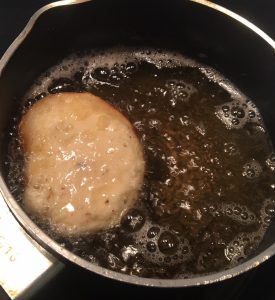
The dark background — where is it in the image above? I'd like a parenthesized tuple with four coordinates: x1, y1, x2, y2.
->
(0, 1, 274, 299)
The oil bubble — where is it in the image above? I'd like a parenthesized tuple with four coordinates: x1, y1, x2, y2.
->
(248, 110, 256, 118)
(265, 204, 275, 217)
(266, 153, 275, 171)
(215, 100, 260, 129)
(224, 142, 238, 156)
(146, 241, 157, 252)
(242, 160, 262, 180)
(231, 106, 245, 118)
(92, 67, 110, 81)
(158, 231, 179, 255)
(222, 105, 230, 112)
(121, 209, 145, 232)
(147, 226, 160, 238)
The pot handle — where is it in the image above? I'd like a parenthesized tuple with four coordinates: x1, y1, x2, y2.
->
(0, 196, 64, 299)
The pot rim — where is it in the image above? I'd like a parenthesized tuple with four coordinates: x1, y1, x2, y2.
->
(0, 0, 275, 288)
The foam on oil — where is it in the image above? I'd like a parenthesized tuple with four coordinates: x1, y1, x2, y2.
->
(4, 47, 275, 278)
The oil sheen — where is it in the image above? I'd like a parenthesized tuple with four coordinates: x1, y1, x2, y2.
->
(4, 48, 275, 278)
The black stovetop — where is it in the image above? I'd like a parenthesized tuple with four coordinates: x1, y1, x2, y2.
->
(0, 1, 274, 299)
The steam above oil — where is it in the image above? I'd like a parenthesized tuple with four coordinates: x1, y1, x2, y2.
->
(4, 48, 275, 278)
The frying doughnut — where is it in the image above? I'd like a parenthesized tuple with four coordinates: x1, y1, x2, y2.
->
(20, 92, 145, 235)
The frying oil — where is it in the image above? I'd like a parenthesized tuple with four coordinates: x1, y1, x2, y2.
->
(4, 48, 275, 278)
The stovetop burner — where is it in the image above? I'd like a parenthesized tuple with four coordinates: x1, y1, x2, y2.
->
(0, 1, 274, 299)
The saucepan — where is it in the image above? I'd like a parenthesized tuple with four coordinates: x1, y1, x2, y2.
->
(0, 0, 275, 297)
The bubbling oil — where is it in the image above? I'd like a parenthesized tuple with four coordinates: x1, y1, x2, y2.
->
(4, 48, 275, 278)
